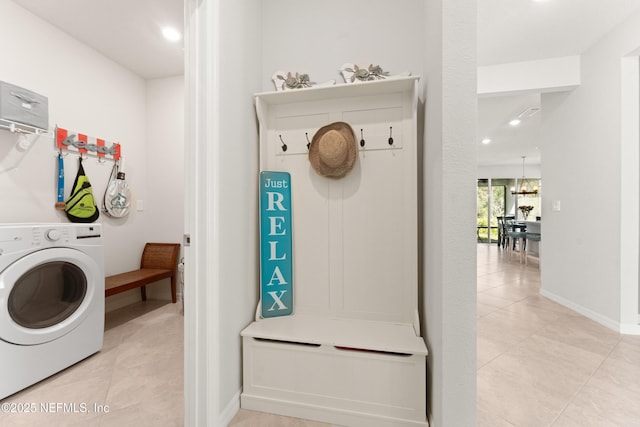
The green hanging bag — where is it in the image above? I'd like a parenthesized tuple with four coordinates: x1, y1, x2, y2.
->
(65, 157, 100, 223)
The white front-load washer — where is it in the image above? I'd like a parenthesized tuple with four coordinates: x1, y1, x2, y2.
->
(0, 223, 104, 400)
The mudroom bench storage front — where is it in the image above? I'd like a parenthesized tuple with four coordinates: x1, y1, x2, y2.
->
(242, 316, 427, 427)
(241, 76, 428, 427)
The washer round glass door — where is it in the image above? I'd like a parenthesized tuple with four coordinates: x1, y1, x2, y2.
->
(9, 261, 87, 329)
(0, 248, 101, 345)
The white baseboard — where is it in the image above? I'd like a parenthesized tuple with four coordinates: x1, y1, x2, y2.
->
(620, 323, 640, 335)
(241, 393, 429, 427)
(540, 289, 640, 335)
(540, 289, 623, 332)
(219, 389, 241, 427)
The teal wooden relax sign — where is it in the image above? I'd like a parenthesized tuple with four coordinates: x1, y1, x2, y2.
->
(259, 171, 293, 318)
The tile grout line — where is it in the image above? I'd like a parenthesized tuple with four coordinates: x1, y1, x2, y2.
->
(546, 334, 623, 426)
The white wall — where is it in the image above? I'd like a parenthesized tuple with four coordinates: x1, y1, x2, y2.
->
(424, 1, 477, 426)
(216, 0, 262, 416)
(0, 1, 184, 310)
(263, 1, 477, 424)
(144, 76, 185, 301)
(187, 1, 477, 425)
(0, 1, 146, 265)
(183, 0, 262, 425)
(477, 164, 541, 180)
(478, 56, 580, 96)
(261, 0, 426, 90)
(620, 55, 640, 332)
(540, 10, 640, 331)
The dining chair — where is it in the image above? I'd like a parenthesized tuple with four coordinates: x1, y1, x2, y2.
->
(525, 232, 541, 266)
(497, 216, 505, 248)
(499, 216, 515, 250)
(505, 218, 526, 262)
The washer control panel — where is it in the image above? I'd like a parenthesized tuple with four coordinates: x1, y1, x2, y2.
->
(45, 229, 62, 242)
(0, 224, 102, 258)
(32, 227, 71, 246)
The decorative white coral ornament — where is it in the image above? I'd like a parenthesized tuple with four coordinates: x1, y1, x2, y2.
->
(339, 63, 411, 84)
(271, 71, 336, 92)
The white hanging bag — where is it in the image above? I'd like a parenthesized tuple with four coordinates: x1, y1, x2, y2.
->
(103, 158, 130, 218)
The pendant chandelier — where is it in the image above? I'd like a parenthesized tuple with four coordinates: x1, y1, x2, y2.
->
(511, 156, 538, 195)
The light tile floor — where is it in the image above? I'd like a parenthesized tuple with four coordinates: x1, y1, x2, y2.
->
(3, 246, 640, 426)
(477, 243, 640, 427)
(0, 300, 183, 427)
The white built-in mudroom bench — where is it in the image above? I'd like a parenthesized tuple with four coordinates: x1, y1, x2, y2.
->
(241, 76, 429, 427)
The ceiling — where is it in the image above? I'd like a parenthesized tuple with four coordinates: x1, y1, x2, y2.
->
(477, 0, 640, 167)
(12, 0, 184, 80)
(477, 92, 542, 167)
(10, 0, 640, 167)
(478, 0, 640, 67)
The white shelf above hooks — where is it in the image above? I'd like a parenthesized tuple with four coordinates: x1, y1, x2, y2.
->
(0, 118, 49, 136)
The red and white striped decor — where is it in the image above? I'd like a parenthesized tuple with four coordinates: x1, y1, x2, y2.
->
(55, 127, 121, 161)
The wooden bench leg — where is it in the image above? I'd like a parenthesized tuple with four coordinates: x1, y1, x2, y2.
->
(171, 276, 177, 303)
(140, 286, 147, 301)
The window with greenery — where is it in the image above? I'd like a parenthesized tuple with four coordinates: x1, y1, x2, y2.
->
(477, 178, 540, 243)
(476, 180, 506, 243)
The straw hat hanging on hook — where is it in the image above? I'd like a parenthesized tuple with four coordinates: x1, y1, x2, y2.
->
(308, 122, 357, 179)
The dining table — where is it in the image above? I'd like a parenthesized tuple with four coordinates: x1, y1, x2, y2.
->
(510, 222, 527, 232)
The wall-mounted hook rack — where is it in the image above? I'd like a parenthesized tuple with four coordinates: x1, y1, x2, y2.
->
(55, 126, 121, 161)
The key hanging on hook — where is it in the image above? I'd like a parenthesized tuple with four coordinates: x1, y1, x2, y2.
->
(360, 129, 365, 147)
(279, 134, 288, 152)
(305, 132, 311, 150)
(388, 126, 394, 145)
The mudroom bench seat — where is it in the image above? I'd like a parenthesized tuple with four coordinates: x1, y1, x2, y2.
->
(242, 314, 427, 355)
(105, 242, 180, 303)
(241, 315, 428, 427)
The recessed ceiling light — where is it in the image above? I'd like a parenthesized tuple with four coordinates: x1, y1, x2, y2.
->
(162, 27, 182, 42)
(482, 138, 491, 144)
(509, 119, 521, 126)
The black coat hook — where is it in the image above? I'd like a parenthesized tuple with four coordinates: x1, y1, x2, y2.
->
(388, 126, 394, 145)
(360, 129, 365, 147)
(279, 134, 288, 152)
(305, 132, 311, 150)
